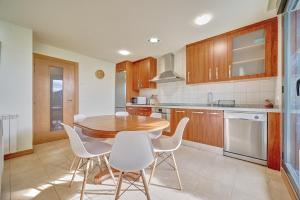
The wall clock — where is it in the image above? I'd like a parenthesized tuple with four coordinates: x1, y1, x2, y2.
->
(95, 69, 105, 79)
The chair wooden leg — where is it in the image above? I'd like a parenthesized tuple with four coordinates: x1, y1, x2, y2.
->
(96, 156, 102, 170)
(171, 152, 182, 190)
(80, 159, 90, 200)
(141, 169, 151, 200)
(103, 155, 117, 185)
(69, 156, 77, 171)
(115, 172, 124, 200)
(148, 156, 158, 185)
(70, 158, 82, 187)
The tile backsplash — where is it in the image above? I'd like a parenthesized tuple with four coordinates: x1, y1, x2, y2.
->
(140, 77, 279, 105)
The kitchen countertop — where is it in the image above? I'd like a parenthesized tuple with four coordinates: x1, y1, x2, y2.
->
(126, 103, 281, 113)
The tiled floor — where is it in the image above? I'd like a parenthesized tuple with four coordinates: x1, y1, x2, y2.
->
(1, 139, 291, 200)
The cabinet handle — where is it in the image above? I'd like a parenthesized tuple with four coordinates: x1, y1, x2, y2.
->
(176, 110, 185, 113)
(209, 68, 212, 80)
(209, 112, 220, 115)
(216, 67, 219, 80)
(228, 65, 231, 78)
(188, 72, 190, 82)
(192, 111, 204, 114)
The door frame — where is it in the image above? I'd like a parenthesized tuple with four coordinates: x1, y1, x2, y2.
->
(32, 53, 79, 145)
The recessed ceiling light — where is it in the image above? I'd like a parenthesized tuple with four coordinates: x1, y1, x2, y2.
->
(148, 37, 160, 43)
(118, 50, 130, 56)
(194, 14, 212, 26)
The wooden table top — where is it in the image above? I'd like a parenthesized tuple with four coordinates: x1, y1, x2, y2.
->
(74, 115, 170, 138)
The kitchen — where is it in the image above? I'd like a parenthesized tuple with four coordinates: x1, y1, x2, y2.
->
(0, 0, 298, 200)
(115, 17, 281, 170)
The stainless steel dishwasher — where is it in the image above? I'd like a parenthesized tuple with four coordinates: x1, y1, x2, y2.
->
(223, 111, 267, 165)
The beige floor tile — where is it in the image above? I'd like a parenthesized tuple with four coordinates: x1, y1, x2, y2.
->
(231, 189, 264, 200)
(6, 141, 292, 200)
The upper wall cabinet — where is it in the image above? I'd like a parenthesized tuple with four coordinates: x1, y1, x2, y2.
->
(186, 17, 278, 84)
(116, 61, 138, 102)
(133, 57, 157, 90)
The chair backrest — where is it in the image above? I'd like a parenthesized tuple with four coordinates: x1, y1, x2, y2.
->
(74, 114, 87, 123)
(61, 123, 92, 158)
(115, 111, 129, 117)
(150, 112, 162, 119)
(170, 117, 189, 150)
(109, 131, 154, 172)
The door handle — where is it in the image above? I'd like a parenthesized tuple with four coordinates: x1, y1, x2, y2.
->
(66, 99, 73, 102)
(297, 79, 300, 96)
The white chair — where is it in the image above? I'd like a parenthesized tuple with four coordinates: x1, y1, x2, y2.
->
(109, 131, 154, 200)
(115, 111, 129, 117)
(61, 123, 116, 200)
(148, 117, 189, 190)
(69, 114, 105, 171)
(149, 112, 163, 139)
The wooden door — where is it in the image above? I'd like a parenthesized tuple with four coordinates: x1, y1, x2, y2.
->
(33, 54, 78, 144)
(170, 109, 190, 139)
(213, 36, 228, 81)
(205, 110, 224, 147)
(190, 110, 206, 143)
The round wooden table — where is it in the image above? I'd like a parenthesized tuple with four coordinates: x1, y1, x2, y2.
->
(74, 115, 170, 183)
(74, 115, 170, 138)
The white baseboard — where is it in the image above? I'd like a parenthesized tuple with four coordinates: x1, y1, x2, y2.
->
(182, 140, 223, 155)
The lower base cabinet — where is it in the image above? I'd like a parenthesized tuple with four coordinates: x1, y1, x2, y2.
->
(170, 108, 224, 148)
(126, 107, 151, 116)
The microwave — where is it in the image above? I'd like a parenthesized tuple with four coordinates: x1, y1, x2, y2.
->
(131, 97, 147, 105)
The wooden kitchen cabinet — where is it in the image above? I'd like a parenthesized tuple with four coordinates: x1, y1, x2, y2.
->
(133, 57, 157, 90)
(170, 109, 191, 140)
(186, 40, 213, 84)
(205, 110, 224, 148)
(126, 106, 151, 116)
(213, 35, 228, 81)
(116, 61, 138, 102)
(227, 17, 278, 79)
(170, 108, 223, 148)
(267, 112, 281, 171)
(190, 109, 206, 143)
(186, 17, 277, 84)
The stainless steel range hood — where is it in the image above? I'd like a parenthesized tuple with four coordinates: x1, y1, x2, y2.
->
(150, 53, 185, 83)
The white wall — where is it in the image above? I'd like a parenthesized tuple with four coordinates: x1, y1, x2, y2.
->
(0, 20, 33, 151)
(140, 47, 280, 106)
(33, 42, 115, 116)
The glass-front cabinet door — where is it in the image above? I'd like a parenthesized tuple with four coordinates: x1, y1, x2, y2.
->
(228, 22, 274, 79)
(231, 29, 266, 77)
(283, 8, 300, 197)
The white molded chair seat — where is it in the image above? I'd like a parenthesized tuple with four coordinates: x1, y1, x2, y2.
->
(109, 131, 154, 172)
(61, 123, 116, 200)
(149, 117, 189, 190)
(149, 112, 163, 139)
(109, 131, 154, 200)
(84, 141, 112, 155)
(115, 111, 129, 116)
(151, 135, 178, 152)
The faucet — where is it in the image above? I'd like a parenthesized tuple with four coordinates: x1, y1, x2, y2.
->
(207, 92, 214, 106)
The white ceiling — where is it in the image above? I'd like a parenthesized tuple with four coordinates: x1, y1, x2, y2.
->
(0, 0, 276, 63)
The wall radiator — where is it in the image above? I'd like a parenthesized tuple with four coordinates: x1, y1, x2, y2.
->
(0, 115, 18, 154)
